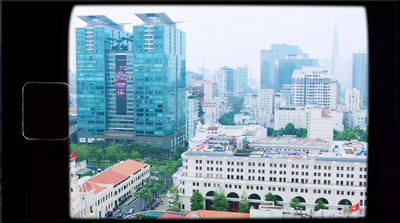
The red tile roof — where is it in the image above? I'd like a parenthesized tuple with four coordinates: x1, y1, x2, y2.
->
(79, 159, 147, 194)
(185, 210, 250, 219)
(79, 181, 105, 194)
(158, 213, 185, 219)
(112, 159, 147, 177)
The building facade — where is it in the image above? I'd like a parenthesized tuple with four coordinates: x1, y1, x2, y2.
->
(260, 44, 300, 90)
(276, 54, 319, 91)
(352, 53, 368, 109)
(75, 13, 187, 150)
(234, 65, 248, 97)
(307, 108, 334, 141)
(345, 88, 360, 112)
(173, 139, 367, 216)
(292, 67, 339, 110)
(274, 105, 308, 130)
(186, 93, 200, 140)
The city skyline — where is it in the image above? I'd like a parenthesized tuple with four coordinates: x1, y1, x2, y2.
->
(69, 5, 368, 80)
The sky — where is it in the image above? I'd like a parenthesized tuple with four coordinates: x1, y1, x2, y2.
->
(69, 5, 367, 80)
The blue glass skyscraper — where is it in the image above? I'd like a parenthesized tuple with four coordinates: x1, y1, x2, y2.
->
(76, 15, 131, 143)
(132, 13, 186, 150)
(75, 13, 186, 150)
(352, 52, 368, 109)
(276, 54, 319, 91)
(260, 44, 299, 90)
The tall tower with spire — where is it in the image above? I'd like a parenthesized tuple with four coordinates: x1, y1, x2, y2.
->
(331, 21, 339, 74)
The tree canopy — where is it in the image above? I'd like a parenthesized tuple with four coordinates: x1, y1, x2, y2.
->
(238, 191, 250, 213)
(211, 187, 229, 211)
(272, 123, 307, 138)
(265, 192, 278, 206)
(290, 198, 301, 211)
(314, 199, 328, 212)
(190, 190, 204, 211)
(228, 96, 244, 113)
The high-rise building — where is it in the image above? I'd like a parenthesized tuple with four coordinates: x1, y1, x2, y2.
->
(257, 89, 274, 115)
(217, 66, 235, 98)
(133, 13, 186, 149)
(345, 88, 360, 112)
(234, 65, 248, 97)
(292, 67, 339, 110)
(76, 15, 133, 144)
(257, 89, 274, 127)
(276, 54, 319, 91)
(260, 44, 300, 90)
(186, 93, 200, 140)
(76, 13, 186, 150)
(331, 21, 339, 75)
(203, 80, 217, 103)
(352, 52, 368, 109)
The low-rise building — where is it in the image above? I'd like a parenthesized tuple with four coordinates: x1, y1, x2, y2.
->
(70, 152, 151, 219)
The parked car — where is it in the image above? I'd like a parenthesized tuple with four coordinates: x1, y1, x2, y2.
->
(128, 208, 134, 214)
(117, 212, 124, 218)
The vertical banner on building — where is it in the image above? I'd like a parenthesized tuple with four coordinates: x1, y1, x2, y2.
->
(116, 54, 127, 115)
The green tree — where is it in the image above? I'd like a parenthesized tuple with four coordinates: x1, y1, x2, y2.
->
(218, 111, 235, 125)
(290, 198, 301, 214)
(167, 185, 181, 212)
(130, 151, 141, 161)
(265, 192, 278, 206)
(284, 123, 296, 135)
(211, 187, 229, 211)
(314, 199, 328, 212)
(228, 97, 244, 113)
(334, 129, 357, 141)
(72, 144, 93, 162)
(92, 148, 105, 167)
(171, 145, 187, 161)
(267, 127, 274, 137)
(190, 190, 204, 211)
(237, 191, 250, 213)
(105, 146, 120, 164)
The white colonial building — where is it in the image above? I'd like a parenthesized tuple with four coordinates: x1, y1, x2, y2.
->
(173, 138, 367, 217)
(69, 153, 151, 219)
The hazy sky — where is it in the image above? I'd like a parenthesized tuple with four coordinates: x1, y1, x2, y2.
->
(69, 5, 367, 79)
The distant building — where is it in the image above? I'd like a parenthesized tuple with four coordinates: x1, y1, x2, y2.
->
(234, 65, 249, 97)
(292, 67, 340, 110)
(352, 52, 368, 109)
(276, 54, 319, 91)
(350, 110, 368, 130)
(257, 89, 274, 115)
(217, 66, 235, 98)
(203, 80, 218, 103)
(308, 107, 334, 141)
(203, 102, 219, 125)
(186, 93, 200, 140)
(260, 44, 300, 90)
(345, 88, 360, 112)
(274, 105, 308, 130)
